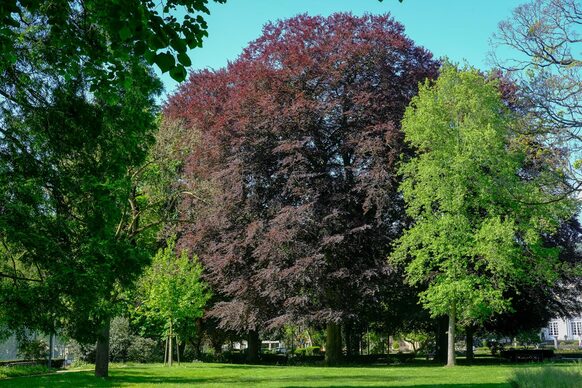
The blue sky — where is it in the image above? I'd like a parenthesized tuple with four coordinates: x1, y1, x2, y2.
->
(159, 0, 523, 99)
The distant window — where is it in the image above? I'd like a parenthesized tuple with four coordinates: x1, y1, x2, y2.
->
(571, 321, 582, 336)
(549, 322, 559, 336)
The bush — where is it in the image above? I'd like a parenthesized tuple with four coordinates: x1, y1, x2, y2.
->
(17, 338, 48, 360)
(509, 363, 582, 388)
(294, 346, 321, 357)
(127, 336, 161, 363)
(110, 316, 133, 362)
(67, 340, 96, 363)
(68, 316, 162, 363)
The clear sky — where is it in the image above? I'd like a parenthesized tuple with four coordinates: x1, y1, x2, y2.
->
(158, 0, 524, 99)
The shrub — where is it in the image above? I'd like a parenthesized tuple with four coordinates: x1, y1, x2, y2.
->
(509, 363, 582, 388)
(68, 316, 162, 363)
(67, 340, 96, 363)
(109, 316, 133, 362)
(17, 338, 48, 360)
(127, 336, 161, 363)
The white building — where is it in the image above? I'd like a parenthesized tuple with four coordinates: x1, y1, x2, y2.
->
(541, 315, 582, 346)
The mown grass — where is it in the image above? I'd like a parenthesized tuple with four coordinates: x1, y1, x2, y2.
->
(0, 362, 534, 387)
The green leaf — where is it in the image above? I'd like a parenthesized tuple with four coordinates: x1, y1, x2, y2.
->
(169, 64, 187, 82)
(119, 26, 132, 42)
(144, 49, 156, 65)
(177, 52, 191, 67)
(154, 52, 175, 73)
(134, 41, 147, 56)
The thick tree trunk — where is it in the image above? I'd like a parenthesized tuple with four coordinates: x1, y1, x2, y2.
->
(435, 316, 448, 363)
(447, 304, 456, 367)
(325, 322, 342, 365)
(95, 319, 111, 378)
(465, 325, 475, 363)
(247, 330, 260, 363)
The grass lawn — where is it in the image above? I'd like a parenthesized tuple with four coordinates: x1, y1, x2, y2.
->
(0, 361, 554, 387)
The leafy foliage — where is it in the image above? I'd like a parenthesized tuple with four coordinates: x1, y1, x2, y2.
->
(166, 13, 438, 334)
(0, 0, 226, 83)
(135, 238, 211, 341)
(0, 1, 162, 364)
(391, 63, 575, 324)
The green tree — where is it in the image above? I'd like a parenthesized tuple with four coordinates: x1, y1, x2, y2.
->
(390, 64, 574, 366)
(135, 238, 211, 366)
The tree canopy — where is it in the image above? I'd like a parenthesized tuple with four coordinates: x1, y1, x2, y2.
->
(0, 0, 226, 84)
(166, 12, 438, 364)
(391, 63, 575, 366)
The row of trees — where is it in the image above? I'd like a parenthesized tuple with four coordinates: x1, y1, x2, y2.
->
(0, 0, 579, 376)
(164, 5, 581, 367)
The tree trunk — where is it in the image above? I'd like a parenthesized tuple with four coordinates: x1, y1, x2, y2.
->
(446, 304, 456, 367)
(247, 330, 259, 363)
(325, 322, 342, 365)
(465, 325, 475, 363)
(435, 316, 448, 363)
(48, 333, 54, 368)
(95, 319, 111, 378)
(168, 320, 173, 367)
(164, 337, 168, 365)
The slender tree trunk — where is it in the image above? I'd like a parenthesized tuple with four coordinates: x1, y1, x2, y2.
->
(247, 330, 259, 363)
(48, 333, 54, 368)
(164, 337, 168, 365)
(325, 322, 342, 365)
(168, 320, 173, 367)
(447, 304, 456, 367)
(465, 325, 475, 363)
(95, 319, 111, 377)
(176, 337, 180, 365)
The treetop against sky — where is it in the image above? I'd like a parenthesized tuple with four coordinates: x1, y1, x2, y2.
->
(158, 0, 523, 96)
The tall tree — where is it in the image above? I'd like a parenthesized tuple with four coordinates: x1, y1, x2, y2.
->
(166, 13, 438, 364)
(0, 9, 163, 375)
(391, 63, 575, 366)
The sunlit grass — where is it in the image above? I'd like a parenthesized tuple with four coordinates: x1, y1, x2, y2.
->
(0, 361, 534, 387)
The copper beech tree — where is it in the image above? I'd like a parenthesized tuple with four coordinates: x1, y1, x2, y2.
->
(165, 13, 438, 364)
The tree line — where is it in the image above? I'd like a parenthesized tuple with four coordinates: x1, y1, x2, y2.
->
(0, 0, 580, 377)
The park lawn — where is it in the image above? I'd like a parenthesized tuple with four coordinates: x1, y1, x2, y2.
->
(0, 362, 536, 387)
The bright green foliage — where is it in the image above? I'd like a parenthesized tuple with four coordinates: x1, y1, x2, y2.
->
(0, 0, 226, 83)
(391, 64, 575, 324)
(136, 238, 211, 340)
